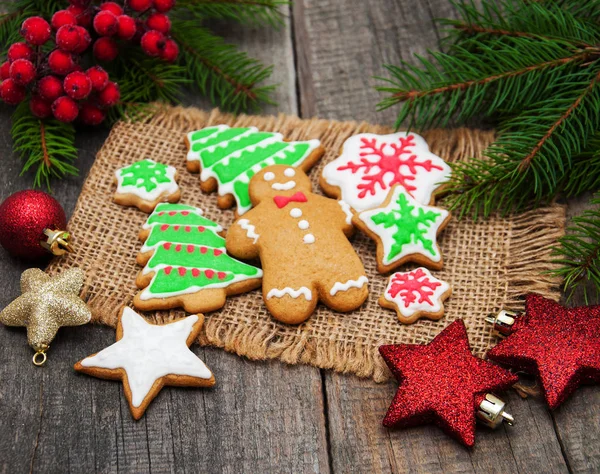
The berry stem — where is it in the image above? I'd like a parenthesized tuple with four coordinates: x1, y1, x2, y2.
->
(39, 120, 51, 169)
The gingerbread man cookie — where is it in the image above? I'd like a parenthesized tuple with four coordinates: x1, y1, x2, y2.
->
(114, 159, 181, 213)
(225, 165, 368, 324)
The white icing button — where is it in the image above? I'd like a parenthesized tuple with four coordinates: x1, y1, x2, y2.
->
(303, 234, 315, 244)
(284, 168, 296, 177)
(263, 171, 275, 181)
(290, 208, 302, 218)
(298, 220, 309, 230)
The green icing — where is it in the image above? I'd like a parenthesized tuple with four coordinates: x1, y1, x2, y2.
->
(145, 205, 219, 228)
(144, 225, 225, 249)
(370, 191, 442, 260)
(190, 128, 251, 155)
(119, 159, 171, 192)
(155, 203, 199, 212)
(189, 127, 221, 142)
(198, 132, 276, 169)
(147, 267, 236, 295)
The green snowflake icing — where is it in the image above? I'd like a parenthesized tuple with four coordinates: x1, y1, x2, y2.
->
(371, 191, 441, 260)
(120, 159, 172, 192)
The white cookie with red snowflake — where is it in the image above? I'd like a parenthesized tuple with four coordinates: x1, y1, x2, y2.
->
(320, 132, 451, 212)
(379, 267, 451, 324)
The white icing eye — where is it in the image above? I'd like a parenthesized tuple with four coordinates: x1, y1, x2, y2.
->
(263, 171, 275, 181)
(284, 168, 296, 177)
(290, 208, 302, 218)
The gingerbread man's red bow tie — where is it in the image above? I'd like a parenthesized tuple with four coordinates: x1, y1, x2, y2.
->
(273, 192, 307, 208)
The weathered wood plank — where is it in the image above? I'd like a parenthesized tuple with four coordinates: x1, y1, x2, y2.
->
(0, 7, 329, 473)
(294, 0, 571, 472)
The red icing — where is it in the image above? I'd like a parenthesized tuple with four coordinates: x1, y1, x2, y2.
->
(200, 246, 207, 254)
(186, 245, 194, 253)
(178, 267, 186, 276)
(163, 242, 171, 250)
(174, 225, 180, 230)
(214, 249, 223, 256)
(217, 272, 227, 280)
(175, 244, 182, 252)
(184, 226, 191, 232)
(205, 269, 215, 279)
(181, 211, 189, 216)
(160, 224, 169, 231)
(388, 269, 442, 308)
(338, 135, 443, 198)
(192, 268, 200, 277)
(198, 226, 205, 232)
(273, 192, 307, 209)
(164, 266, 173, 275)
(168, 211, 176, 216)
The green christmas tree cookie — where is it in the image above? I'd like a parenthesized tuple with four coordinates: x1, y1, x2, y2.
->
(134, 203, 263, 313)
(353, 185, 451, 273)
(185, 125, 324, 215)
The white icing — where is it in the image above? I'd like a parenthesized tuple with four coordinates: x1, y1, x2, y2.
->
(271, 181, 296, 191)
(290, 208, 302, 218)
(358, 187, 449, 265)
(298, 220, 309, 230)
(115, 159, 179, 202)
(330, 275, 369, 296)
(383, 268, 450, 318)
(321, 132, 452, 212)
(237, 218, 259, 243)
(266, 287, 312, 301)
(263, 171, 275, 181)
(80, 309, 212, 408)
(284, 168, 296, 177)
(338, 200, 353, 225)
(303, 234, 315, 244)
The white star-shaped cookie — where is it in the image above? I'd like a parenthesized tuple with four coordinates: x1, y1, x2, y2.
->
(75, 307, 215, 419)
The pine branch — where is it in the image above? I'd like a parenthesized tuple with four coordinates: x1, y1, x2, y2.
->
(171, 20, 276, 113)
(177, 0, 287, 26)
(563, 133, 600, 196)
(553, 193, 600, 302)
(11, 102, 78, 188)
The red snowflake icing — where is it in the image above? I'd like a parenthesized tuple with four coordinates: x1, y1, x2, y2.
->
(338, 135, 443, 199)
(388, 268, 442, 308)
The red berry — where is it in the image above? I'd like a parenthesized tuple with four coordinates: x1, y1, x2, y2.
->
(72, 26, 92, 54)
(132, 19, 146, 43)
(153, 0, 176, 12)
(52, 96, 79, 122)
(80, 102, 106, 125)
(128, 0, 153, 12)
(161, 38, 179, 62)
(56, 25, 81, 52)
(9, 59, 36, 85)
(38, 75, 64, 101)
(116, 15, 136, 40)
(63, 71, 92, 100)
(0, 78, 27, 105)
(97, 81, 120, 107)
(51, 10, 77, 29)
(86, 66, 109, 91)
(67, 5, 93, 28)
(0, 62, 10, 80)
(7, 42, 34, 62)
(68, 0, 91, 6)
(20, 17, 51, 46)
(48, 49, 75, 75)
(100, 2, 123, 15)
(146, 12, 171, 33)
(29, 95, 52, 118)
(141, 30, 166, 57)
(94, 10, 118, 36)
(93, 37, 119, 61)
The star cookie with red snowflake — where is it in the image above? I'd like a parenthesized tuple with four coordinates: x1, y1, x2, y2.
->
(353, 185, 450, 273)
(488, 293, 600, 409)
(380, 320, 518, 447)
(380, 267, 451, 324)
(320, 132, 451, 213)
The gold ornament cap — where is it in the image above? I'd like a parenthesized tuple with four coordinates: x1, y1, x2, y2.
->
(477, 393, 514, 429)
(40, 228, 74, 256)
(485, 310, 519, 337)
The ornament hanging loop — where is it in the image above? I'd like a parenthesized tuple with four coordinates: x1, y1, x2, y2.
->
(41, 228, 74, 256)
(32, 349, 47, 366)
(486, 310, 518, 337)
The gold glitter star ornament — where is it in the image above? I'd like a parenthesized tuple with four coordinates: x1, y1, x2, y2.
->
(0, 268, 91, 365)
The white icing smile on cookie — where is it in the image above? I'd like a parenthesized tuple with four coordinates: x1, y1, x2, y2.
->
(271, 181, 296, 191)
(267, 287, 312, 300)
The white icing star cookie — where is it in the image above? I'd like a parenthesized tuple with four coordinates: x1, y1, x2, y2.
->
(114, 159, 181, 213)
(321, 132, 451, 212)
(74, 307, 215, 420)
(379, 268, 451, 324)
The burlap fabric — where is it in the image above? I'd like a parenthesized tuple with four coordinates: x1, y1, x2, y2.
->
(46, 106, 566, 382)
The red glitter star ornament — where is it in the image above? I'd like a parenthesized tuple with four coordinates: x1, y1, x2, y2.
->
(379, 320, 518, 447)
(487, 293, 600, 409)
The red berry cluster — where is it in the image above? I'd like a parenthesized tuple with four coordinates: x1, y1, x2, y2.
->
(0, 0, 179, 124)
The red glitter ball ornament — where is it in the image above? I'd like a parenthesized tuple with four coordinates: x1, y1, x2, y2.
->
(379, 320, 518, 447)
(20, 16, 51, 46)
(0, 190, 67, 260)
(487, 294, 600, 409)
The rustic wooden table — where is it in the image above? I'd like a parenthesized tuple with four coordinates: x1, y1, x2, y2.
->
(1, 1, 599, 473)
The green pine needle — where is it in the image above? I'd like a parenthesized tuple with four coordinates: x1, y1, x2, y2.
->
(11, 102, 78, 189)
(177, 0, 287, 27)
